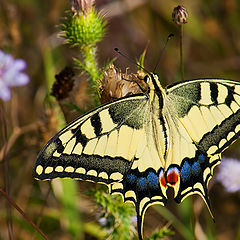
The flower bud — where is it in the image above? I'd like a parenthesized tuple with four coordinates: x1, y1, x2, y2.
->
(172, 5, 188, 25)
(70, 0, 95, 14)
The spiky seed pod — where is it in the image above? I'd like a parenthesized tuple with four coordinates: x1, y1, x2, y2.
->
(172, 5, 188, 25)
(60, 9, 106, 48)
(60, 0, 107, 106)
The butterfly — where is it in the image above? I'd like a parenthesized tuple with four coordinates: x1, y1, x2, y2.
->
(33, 73, 240, 239)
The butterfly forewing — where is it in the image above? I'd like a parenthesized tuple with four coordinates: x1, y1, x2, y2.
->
(33, 95, 149, 184)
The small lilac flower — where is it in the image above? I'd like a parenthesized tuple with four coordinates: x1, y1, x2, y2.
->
(131, 216, 137, 224)
(98, 217, 107, 226)
(0, 50, 29, 101)
(216, 158, 240, 192)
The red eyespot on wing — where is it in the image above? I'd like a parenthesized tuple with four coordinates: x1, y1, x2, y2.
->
(166, 167, 179, 186)
(159, 169, 167, 188)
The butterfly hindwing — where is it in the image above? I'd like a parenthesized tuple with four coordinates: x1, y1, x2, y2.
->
(165, 78, 240, 211)
(110, 136, 168, 239)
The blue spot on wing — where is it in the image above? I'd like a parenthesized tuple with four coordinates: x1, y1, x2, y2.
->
(127, 173, 137, 183)
(181, 161, 191, 182)
(137, 177, 147, 190)
(192, 161, 201, 176)
(147, 172, 159, 189)
(198, 154, 205, 163)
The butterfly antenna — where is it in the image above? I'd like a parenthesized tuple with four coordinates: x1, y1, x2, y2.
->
(153, 33, 174, 73)
(114, 48, 151, 75)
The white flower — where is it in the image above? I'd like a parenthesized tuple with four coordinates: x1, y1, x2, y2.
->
(216, 158, 240, 192)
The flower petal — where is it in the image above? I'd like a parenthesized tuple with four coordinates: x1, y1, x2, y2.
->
(0, 82, 11, 101)
(13, 73, 29, 86)
(216, 158, 240, 193)
(0, 50, 29, 101)
(14, 59, 27, 71)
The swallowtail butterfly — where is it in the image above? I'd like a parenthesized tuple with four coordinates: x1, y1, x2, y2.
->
(33, 73, 240, 239)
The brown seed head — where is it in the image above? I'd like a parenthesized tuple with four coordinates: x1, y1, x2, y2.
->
(100, 64, 146, 104)
(51, 67, 75, 101)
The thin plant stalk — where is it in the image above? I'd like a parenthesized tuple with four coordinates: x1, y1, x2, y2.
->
(179, 24, 184, 81)
(0, 103, 13, 240)
(31, 186, 51, 240)
(0, 188, 49, 240)
(154, 205, 194, 240)
(189, 172, 197, 239)
(192, 198, 198, 240)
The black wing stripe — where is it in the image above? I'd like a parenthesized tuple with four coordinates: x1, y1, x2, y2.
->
(210, 82, 218, 105)
(90, 112, 103, 137)
(34, 153, 131, 183)
(225, 85, 235, 107)
(71, 127, 88, 148)
(198, 108, 240, 153)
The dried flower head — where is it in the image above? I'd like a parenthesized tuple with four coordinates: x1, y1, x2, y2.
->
(51, 67, 75, 101)
(100, 64, 146, 104)
(216, 158, 240, 192)
(0, 50, 29, 101)
(172, 5, 188, 25)
(70, 0, 95, 14)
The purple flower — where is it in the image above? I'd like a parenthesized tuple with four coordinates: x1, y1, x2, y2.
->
(131, 216, 137, 224)
(216, 158, 240, 192)
(0, 50, 29, 101)
(98, 217, 107, 226)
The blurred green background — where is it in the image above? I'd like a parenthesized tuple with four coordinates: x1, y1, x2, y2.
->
(1, 0, 240, 239)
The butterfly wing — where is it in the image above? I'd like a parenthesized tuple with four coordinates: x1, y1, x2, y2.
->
(33, 93, 168, 239)
(33, 94, 148, 184)
(164, 78, 240, 213)
(110, 123, 168, 239)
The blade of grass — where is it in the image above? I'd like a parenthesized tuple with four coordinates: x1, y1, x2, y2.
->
(52, 179, 83, 239)
(153, 205, 194, 240)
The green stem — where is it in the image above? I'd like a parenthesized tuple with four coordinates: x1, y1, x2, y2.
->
(81, 46, 101, 105)
(192, 197, 197, 240)
(153, 205, 194, 240)
(180, 24, 184, 81)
